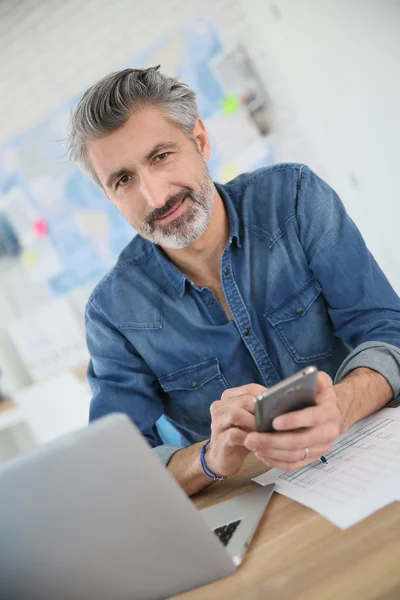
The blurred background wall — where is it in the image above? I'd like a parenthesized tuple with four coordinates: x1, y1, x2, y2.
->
(0, 0, 398, 400)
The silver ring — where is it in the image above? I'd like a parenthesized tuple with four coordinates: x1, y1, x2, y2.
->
(303, 447, 309, 460)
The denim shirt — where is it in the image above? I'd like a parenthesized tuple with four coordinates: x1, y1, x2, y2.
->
(86, 164, 400, 464)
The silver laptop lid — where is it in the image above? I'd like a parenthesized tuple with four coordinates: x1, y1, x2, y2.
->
(0, 413, 234, 600)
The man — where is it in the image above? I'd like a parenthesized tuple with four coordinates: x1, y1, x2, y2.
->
(68, 66, 400, 497)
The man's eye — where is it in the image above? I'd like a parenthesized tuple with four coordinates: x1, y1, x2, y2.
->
(154, 152, 170, 163)
(117, 175, 132, 187)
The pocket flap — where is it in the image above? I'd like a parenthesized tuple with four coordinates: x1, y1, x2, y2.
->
(265, 278, 323, 326)
(159, 358, 222, 392)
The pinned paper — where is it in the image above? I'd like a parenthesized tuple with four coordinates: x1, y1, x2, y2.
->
(220, 163, 239, 183)
(8, 299, 89, 383)
(221, 94, 240, 116)
(205, 106, 260, 163)
(21, 250, 37, 269)
(3, 187, 41, 246)
(20, 237, 62, 282)
(33, 218, 48, 238)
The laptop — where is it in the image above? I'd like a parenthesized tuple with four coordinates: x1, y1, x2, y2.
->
(0, 413, 274, 600)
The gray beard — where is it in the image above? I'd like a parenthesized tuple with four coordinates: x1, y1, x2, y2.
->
(138, 171, 215, 249)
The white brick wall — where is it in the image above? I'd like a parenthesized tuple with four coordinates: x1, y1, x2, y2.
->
(0, 0, 317, 167)
(0, 0, 261, 145)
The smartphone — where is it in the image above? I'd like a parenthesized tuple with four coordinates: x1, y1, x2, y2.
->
(254, 366, 318, 433)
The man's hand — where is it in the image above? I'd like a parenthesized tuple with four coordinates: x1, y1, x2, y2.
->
(205, 383, 267, 477)
(243, 372, 344, 472)
(169, 368, 391, 496)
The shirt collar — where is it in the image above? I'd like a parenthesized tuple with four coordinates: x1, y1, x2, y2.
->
(153, 243, 187, 296)
(153, 181, 242, 297)
(215, 181, 241, 249)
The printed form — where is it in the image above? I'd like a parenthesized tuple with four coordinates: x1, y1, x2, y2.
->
(253, 407, 400, 528)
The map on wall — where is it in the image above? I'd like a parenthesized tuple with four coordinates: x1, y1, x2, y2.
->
(0, 20, 277, 296)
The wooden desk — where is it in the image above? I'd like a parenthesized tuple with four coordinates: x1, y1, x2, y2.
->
(171, 454, 400, 600)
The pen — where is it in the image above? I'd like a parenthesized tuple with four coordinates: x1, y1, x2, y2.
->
(319, 455, 328, 464)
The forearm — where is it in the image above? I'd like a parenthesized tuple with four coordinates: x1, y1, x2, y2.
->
(335, 367, 393, 432)
(167, 441, 215, 496)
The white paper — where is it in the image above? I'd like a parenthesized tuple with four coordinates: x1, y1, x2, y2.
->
(204, 107, 261, 164)
(8, 299, 89, 382)
(0, 187, 41, 246)
(211, 45, 267, 111)
(253, 407, 400, 529)
(22, 236, 63, 282)
(218, 139, 277, 183)
(74, 209, 110, 262)
(15, 373, 90, 445)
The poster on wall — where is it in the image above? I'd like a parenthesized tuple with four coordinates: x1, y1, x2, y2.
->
(0, 20, 277, 298)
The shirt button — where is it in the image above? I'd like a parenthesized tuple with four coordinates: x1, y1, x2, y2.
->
(208, 299, 214, 305)
(191, 380, 197, 388)
(296, 307, 303, 314)
(244, 328, 250, 336)
(223, 268, 229, 275)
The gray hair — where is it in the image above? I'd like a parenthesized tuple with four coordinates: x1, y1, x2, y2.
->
(67, 66, 199, 186)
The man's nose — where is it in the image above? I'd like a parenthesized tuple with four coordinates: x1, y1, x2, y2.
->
(139, 173, 168, 209)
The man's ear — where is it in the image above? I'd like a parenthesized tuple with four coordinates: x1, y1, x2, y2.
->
(192, 118, 211, 162)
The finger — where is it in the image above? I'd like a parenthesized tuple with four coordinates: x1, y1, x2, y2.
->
(316, 371, 333, 399)
(218, 406, 256, 433)
(221, 427, 249, 448)
(212, 394, 258, 419)
(220, 383, 267, 402)
(272, 397, 340, 431)
(245, 424, 339, 453)
(256, 444, 329, 464)
(270, 371, 334, 432)
(272, 404, 324, 431)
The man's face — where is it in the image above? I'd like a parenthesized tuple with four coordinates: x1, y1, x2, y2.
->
(86, 106, 215, 249)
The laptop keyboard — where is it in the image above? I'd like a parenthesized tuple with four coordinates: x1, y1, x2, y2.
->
(213, 519, 242, 547)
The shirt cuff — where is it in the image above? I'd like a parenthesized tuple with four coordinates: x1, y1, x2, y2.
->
(152, 443, 184, 466)
(334, 341, 400, 406)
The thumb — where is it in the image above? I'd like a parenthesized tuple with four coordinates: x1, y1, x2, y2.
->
(316, 370, 333, 399)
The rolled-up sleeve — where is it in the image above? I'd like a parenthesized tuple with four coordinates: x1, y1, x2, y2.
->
(296, 166, 400, 402)
(86, 299, 184, 465)
(334, 341, 400, 405)
(153, 444, 183, 465)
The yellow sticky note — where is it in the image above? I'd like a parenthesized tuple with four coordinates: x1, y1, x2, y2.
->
(220, 163, 239, 183)
(21, 250, 37, 269)
(221, 95, 240, 116)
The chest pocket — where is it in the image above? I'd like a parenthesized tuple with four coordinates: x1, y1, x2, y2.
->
(158, 358, 229, 425)
(265, 278, 334, 363)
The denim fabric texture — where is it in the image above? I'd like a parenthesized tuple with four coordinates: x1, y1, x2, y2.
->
(86, 164, 400, 464)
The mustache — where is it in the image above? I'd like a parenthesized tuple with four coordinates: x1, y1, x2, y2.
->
(145, 188, 193, 225)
